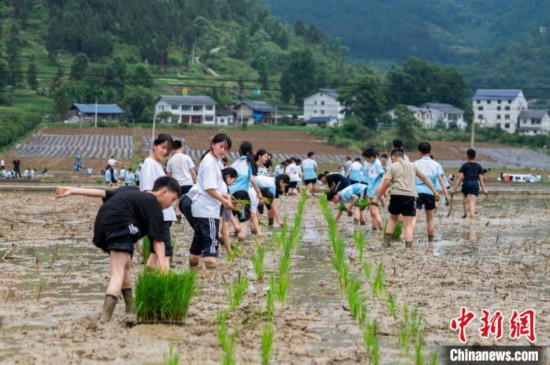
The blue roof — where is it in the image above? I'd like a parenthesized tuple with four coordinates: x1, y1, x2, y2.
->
(472, 89, 523, 101)
(73, 103, 124, 114)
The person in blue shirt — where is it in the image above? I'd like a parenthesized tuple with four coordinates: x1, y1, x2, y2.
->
(326, 183, 368, 224)
(229, 141, 264, 240)
(363, 148, 385, 231)
(413, 142, 450, 243)
(347, 157, 364, 185)
(301, 151, 318, 197)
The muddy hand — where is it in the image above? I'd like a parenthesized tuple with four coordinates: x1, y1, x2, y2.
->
(55, 186, 71, 198)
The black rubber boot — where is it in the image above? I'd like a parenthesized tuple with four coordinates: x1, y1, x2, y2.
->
(100, 294, 118, 323)
(121, 288, 136, 314)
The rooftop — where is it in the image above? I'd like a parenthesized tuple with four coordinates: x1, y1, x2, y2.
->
(72, 103, 123, 114)
(472, 89, 523, 101)
(157, 95, 216, 106)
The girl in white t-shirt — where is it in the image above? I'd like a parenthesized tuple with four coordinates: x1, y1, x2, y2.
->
(139, 133, 175, 270)
(182, 133, 234, 268)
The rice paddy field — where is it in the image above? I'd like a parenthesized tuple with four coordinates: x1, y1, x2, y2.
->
(0, 185, 549, 364)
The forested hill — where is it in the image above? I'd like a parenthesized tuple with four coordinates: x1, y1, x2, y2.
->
(0, 0, 351, 115)
(262, 0, 550, 65)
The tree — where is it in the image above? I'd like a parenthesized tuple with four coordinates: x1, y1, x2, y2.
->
(5, 24, 22, 87)
(122, 86, 154, 123)
(280, 49, 317, 104)
(27, 58, 38, 90)
(393, 104, 420, 148)
(0, 58, 8, 95)
(340, 68, 386, 128)
(128, 64, 153, 88)
(70, 53, 89, 81)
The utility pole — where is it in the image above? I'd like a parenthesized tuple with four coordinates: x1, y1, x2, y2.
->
(275, 105, 278, 125)
(152, 112, 157, 150)
(94, 99, 98, 128)
(470, 112, 475, 149)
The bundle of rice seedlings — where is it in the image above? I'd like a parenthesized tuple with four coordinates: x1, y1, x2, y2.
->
(354, 199, 370, 209)
(382, 219, 404, 239)
(261, 324, 275, 365)
(142, 236, 151, 263)
(163, 345, 180, 365)
(135, 270, 195, 324)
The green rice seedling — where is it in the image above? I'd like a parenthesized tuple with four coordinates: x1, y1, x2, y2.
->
(410, 306, 422, 339)
(266, 276, 276, 321)
(228, 273, 249, 312)
(353, 230, 366, 262)
(346, 278, 368, 325)
(364, 320, 380, 365)
(278, 251, 291, 276)
(163, 345, 180, 365)
(217, 310, 238, 365)
(338, 203, 348, 212)
(261, 323, 275, 365)
(362, 261, 373, 280)
(135, 270, 195, 324)
(251, 244, 265, 281)
(388, 294, 397, 320)
(372, 263, 386, 298)
(277, 272, 289, 303)
(393, 220, 403, 239)
(354, 199, 370, 209)
(142, 236, 151, 264)
(414, 337, 424, 365)
(399, 304, 411, 355)
(430, 351, 438, 365)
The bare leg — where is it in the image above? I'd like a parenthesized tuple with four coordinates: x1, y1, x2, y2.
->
(106, 251, 131, 297)
(426, 209, 435, 240)
(462, 195, 468, 218)
(469, 195, 477, 220)
(146, 252, 159, 269)
(220, 220, 232, 253)
(402, 215, 415, 247)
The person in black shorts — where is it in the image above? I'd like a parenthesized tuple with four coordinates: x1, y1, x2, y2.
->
(55, 176, 182, 322)
(452, 148, 488, 220)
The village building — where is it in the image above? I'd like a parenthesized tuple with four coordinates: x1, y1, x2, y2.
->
(303, 88, 345, 127)
(154, 95, 216, 124)
(232, 101, 277, 125)
(66, 103, 124, 123)
(472, 89, 528, 133)
(517, 110, 550, 135)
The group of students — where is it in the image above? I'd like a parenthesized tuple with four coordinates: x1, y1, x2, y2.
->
(55, 133, 291, 322)
(324, 139, 488, 249)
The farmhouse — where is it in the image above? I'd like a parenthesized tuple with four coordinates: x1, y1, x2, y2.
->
(233, 101, 276, 125)
(154, 95, 216, 124)
(66, 103, 124, 123)
(303, 88, 344, 127)
(418, 103, 467, 129)
(517, 110, 550, 135)
(472, 89, 528, 133)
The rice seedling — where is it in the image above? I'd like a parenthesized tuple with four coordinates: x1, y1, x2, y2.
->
(372, 263, 386, 298)
(142, 236, 151, 264)
(362, 261, 373, 280)
(354, 199, 370, 209)
(163, 345, 180, 365)
(135, 270, 196, 324)
(430, 351, 438, 365)
(353, 230, 366, 262)
(414, 337, 424, 365)
(217, 310, 238, 365)
(276, 272, 289, 303)
(364, 320, 380, 365)
(346, 278, 368, 325)
(388, 294, 397, 320)
(410, 306, 422, 339)
(261, 323, 275, 365)
(382, 219, 404, 239)
(278, 251, 291, 277)
(251, 244, 265, 281)
(228, 273, 249, 312)
(266, 276, 276, 321)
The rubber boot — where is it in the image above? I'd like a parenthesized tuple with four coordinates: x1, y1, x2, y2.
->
(100, 294, 118, 323)
(121, 288, 136, 314)
(428, 235, 434, 243)
(405, 241, 413, 248)
(383, 233, 392, 248)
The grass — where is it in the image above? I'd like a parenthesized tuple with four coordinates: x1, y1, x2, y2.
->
(135, 270, 195, 324)
(261, 324, 275, 365)
(251, 244, 266, 281)
(163, 345, 180, 365)
(228, 273, 248, 312)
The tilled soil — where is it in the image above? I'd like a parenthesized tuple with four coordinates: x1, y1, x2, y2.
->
(0, 189, 548, 364)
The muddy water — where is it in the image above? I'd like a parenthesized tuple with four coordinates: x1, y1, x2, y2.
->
(0, 190, 549, 364)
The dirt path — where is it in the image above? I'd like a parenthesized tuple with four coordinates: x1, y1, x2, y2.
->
(0, 191, 548, 364)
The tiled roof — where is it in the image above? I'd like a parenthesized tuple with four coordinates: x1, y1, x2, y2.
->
(157, 95, 216, 106)
(73, 103, 123, 114)
(472, 89, 523, 101)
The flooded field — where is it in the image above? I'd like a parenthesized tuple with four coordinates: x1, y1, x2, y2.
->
(0, 188, 549, 364)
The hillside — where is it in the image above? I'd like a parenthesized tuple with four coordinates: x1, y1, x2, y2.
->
(262, 0, 550, 66)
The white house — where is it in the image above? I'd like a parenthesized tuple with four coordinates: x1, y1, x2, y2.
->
(517, 110, 550, 135)
(303, 88, 344, 127)
(154, 95, 216, 124)
(418, 103, 467, 129)
(472, 89, 528, 133)
(232, 101, 277, 125)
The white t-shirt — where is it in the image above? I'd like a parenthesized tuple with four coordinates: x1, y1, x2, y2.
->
(286, 162, 301, 182)
(191, 152, 225, 219)
(140, 157, 176, 221)
(166, 152, 196, 186)
(107, 158, 117, 167)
